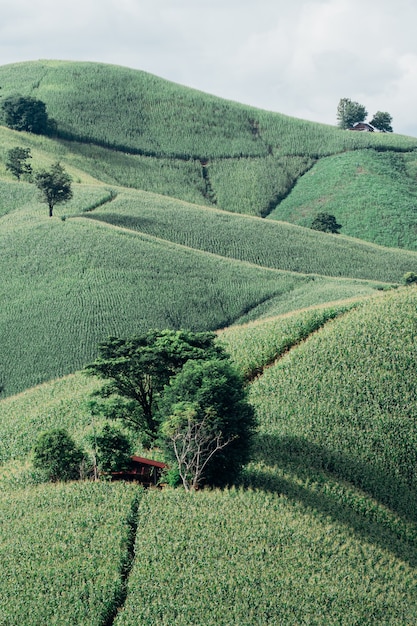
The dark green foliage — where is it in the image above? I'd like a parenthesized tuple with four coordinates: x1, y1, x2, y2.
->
(403, 271, 417, 285)
(32, 428, 85, 482)
(34, 161, 73, 216)
(91, 423, 132, 474)
(337, 98, 367, 129)
(5, 147, 32, 181)
(1, 95, 53, 134)
(370, 111, 393, 133)
(85, 329, 226, 443)
(311, 212, 342, 234)
(159, 358, 256, 489)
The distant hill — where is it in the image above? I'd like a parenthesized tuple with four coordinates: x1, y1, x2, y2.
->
(2, 60, 417, 625)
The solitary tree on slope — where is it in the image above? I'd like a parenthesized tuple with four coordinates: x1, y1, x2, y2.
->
(34, 161, 73, 217)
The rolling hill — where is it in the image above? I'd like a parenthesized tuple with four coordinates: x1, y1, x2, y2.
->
(1, 60, 417, 624)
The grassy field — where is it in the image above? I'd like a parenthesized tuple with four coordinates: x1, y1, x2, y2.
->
(0, 482, 140, 626)
(2, 58, 417, 625)
(82, 187, 417, 283)
(269, 149, 417, 251)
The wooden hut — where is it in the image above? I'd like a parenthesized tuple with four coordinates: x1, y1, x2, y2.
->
(111, 455, 167, 487)
(349, 122, 375, 132)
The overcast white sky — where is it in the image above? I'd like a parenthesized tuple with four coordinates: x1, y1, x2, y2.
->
(2, 0, 417, 136)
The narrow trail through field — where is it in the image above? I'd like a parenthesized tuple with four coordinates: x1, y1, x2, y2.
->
(244, 305, 358, 383)
(102, 491, 141, 626)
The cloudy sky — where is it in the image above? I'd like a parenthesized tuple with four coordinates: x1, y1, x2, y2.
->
(2, 0, 417, 136)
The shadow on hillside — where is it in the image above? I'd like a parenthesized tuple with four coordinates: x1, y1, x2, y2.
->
(82, 212, 153, 233)
(244, 434, 417, 568)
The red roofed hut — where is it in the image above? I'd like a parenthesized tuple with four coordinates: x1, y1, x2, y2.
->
(349, 122, 375, 132)
(112, 456, 167, 487)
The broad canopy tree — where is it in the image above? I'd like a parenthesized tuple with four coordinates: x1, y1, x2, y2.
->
(160, 358, 255, 490)
(34, 161, 73, 216)
(1, 95, 54, 135)
(85, 329, 256, 488)
(370, 111, 393, 132)
(84, 329, 228, 444)
(337, 98, 368, 129)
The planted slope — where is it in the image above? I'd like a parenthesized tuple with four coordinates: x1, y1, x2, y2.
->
(250, 287, 417, 520)
(270, 149, 417, 251)
(83, 187, 417, 282)
(2, 60, 417, 224)
(218, 300, 361, 380)
(0, 482, 140, 626)
(114, 488, 417, 625)
(0, 207, 319, 396)
(2, 60, 416, 160)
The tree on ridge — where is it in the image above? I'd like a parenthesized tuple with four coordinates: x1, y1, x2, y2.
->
(34, 161, 73, 217)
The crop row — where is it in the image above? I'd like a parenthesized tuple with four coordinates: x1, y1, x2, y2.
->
(0, 481, 141, 626)
(249, 287, 417, 519)
(84, 187, 417, 284)
(114, 487, 417, 625)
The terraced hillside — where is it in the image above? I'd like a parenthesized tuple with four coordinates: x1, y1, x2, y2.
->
(2, 288, 417, 624)
(2, 60, 417, 625)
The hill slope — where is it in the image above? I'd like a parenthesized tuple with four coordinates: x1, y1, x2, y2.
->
(2, 60, 417, 624)
(2, 288, 417, 624)
(249, 287, 417, 519)
(269, 149, 417, 250)
(2, 59, 417, 226)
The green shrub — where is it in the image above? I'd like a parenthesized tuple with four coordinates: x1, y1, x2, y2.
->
(91, 423, 132, 475)
(32, 428, 85, 481)
(403, 271, 417, 285)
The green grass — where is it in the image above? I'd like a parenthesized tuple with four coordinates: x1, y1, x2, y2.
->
(1, 205, 324, 396)
(249, 287, 417, 520)
(0, 481, 140, 626)
(269, 149, 417, 251)
(80, 187, 417, 283)
(114, 487, 417, 625)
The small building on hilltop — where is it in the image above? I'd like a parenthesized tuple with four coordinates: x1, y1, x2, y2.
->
(112, 455, 167, 487)
(349, 122, 375, 132)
